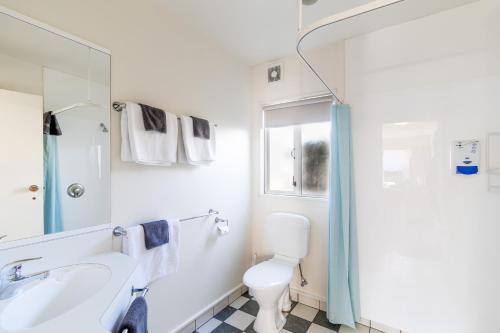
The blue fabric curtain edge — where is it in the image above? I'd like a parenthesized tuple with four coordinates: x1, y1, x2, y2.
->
(327, 103, 361, 328)
(44, 134, 63, 234)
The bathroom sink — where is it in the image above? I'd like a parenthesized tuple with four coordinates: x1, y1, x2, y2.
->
(0, 263, 111, 331)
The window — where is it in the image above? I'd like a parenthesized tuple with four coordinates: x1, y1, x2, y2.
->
(264, 97, 331, 198)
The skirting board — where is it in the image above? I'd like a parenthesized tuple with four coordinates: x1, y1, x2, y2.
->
(173, 283, 245, 333)
(174, 285, 404, 333)
(290, 288, 404, 333)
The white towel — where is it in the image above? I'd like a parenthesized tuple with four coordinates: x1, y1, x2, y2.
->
(178, 115, 216, 165)
(177, 122, 203, 166)
(122, 219, 180, 286)
(121, 102, 178, 166)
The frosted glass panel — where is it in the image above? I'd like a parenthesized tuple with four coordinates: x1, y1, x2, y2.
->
(301, 122, 330, 196)
(268, 126, 295, 192)
(383, 122, 437, 190)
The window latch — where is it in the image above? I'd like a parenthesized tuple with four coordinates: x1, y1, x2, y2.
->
(293, 176, 297, 187)
(290, 148, 296, 160)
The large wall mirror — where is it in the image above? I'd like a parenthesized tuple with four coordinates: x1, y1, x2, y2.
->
(0, 8, 111, 244)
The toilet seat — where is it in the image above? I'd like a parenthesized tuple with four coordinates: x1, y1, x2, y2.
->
(244, 260, 293, 290)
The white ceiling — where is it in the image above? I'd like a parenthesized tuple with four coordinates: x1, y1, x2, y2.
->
(161, 0, 479, 65)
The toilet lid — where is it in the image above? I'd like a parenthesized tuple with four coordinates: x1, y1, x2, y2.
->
(243, 261, 293, 289)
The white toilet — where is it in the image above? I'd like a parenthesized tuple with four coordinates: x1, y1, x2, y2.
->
(243, 213, 310, 333)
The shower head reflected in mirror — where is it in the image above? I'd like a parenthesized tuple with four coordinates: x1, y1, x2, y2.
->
(100, 123, 109, 133)
(302, 0, 319, 5)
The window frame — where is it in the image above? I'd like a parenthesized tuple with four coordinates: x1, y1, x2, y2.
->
(264, 123, 329, 199)
(262, 94, 333, 199)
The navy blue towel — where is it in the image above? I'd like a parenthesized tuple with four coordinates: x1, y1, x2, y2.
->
(117, 297, 148, 333)
(141, 220, 169, 250)
(139, 103, 167, 133)
(43, 112, 62, 136)
(191, 116, 210, 139)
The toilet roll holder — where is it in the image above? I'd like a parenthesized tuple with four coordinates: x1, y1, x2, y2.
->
(215, 217, 229, 235)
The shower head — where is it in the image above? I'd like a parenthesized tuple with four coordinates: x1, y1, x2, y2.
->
(302, 0, 318, 5)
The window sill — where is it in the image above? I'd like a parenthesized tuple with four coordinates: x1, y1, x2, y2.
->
(261, 192, 328, 202)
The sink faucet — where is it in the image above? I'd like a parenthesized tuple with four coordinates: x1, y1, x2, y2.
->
(0, 257, 50, 300)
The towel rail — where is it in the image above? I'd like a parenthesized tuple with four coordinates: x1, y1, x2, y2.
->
(131, 286, 149, 298)
(112, 209, 219, 237)
(112, 101, 218, 127)
(180, 209, 219, 222)
(112, 101, 126, 112)
(120, 286, 150, 333)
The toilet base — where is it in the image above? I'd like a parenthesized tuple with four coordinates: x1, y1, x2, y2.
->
(252, 287, 290, 333)
(253, 306, 286, 333)
(281, 288, 292, 312)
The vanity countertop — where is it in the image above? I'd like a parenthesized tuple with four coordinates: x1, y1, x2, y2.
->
(0, 252, 138, 333)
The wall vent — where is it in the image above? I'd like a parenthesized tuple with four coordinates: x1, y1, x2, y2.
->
(267, 64, 282, 83)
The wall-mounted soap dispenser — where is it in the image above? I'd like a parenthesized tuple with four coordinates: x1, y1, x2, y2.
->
(453, 140, 480, 175)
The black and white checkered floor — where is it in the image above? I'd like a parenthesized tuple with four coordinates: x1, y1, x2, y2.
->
(196, 292, 382, 333)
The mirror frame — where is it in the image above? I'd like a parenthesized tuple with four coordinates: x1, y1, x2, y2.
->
(0, 5, 112, 250)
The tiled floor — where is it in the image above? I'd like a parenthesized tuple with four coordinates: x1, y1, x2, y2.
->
(196, 292, 382, 333)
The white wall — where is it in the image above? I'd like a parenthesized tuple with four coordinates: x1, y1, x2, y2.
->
(250, 43, 345, 301)
(0, 53, 42, 95)
(346, 1, 500, 332)
(0, 1, 252, 332)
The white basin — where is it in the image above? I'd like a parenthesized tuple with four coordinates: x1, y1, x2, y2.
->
(0, 263, 111, 331)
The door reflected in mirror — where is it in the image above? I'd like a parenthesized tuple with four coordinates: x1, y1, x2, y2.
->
(0, 10, 110, 243)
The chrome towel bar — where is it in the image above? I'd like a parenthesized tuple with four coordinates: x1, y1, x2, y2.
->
(131, 286, 149, 298)
(121, 286, 150, 333)
(113, 101, 218, 127)
(112, 209, 220, 237)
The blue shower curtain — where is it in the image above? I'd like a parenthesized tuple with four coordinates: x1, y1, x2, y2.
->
(44, 135, 63, 234)
(327, 104, 360, 328)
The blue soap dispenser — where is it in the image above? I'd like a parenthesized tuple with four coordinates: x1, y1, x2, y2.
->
(453, 140, 480, 175)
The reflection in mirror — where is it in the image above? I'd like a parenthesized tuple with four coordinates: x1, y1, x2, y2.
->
(0, 10, 110, 243)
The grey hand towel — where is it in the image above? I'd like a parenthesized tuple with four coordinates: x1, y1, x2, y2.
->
(141, 220, 169, 250)
(139, 103, 167, 133)
(117, 296, 148, 333)
(43, 112, 62, 136)
(191, 116, 210, 139)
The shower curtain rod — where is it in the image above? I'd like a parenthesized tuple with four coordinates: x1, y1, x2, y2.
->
(49, 102, 103, 115)
(296, 0, 405, 104)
